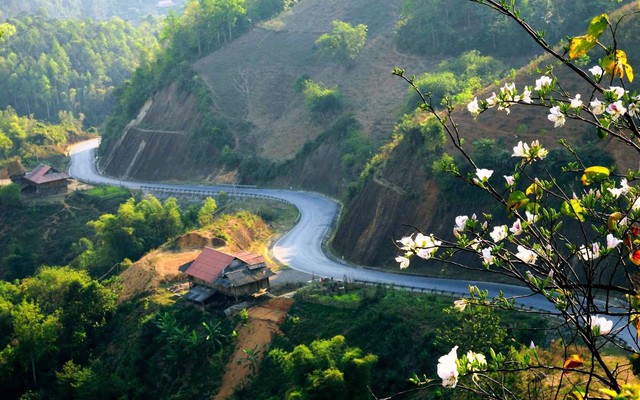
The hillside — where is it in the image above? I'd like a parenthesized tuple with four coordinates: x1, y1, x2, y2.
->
(99, 0, 430, 193)
(333, 7, 640, 271)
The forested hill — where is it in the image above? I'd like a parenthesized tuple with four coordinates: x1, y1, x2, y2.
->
(99, 0, 626, 191)
(97, 0, 633, 267)
(0, 0, 187, 24)
(0, 15, 159, 127)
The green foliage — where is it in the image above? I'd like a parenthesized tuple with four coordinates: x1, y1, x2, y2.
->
(0, 107, 89, 164)
(269, 335, 377, 400)
(0, 183, 21, 208)
(0, 0, 187, 23)
(235, 287, 549, 399)
(85, 195, 185, 273)
(197, 197, 218, 227)
(407, 51, 506, 111)
(435, 306, 508, 355)
(0, 15, 159, 127)
(0, 267, 116, 396)
(396, 0, 622, 59)
(301, 80, 345, 122)
(315, 20, 368, 68)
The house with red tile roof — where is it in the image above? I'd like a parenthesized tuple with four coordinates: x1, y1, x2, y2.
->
(20, 164, 70, 196)
(179, 247, 274, 301)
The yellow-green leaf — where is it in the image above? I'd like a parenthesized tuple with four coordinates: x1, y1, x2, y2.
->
(507, 191, 529, 216)
(586, 14, 609, 38)
(569, 35, 596, 59)
(602, 50, 634, 82)
(525, 182, 543, 197)
(568, 14, 608, 59)
(561, 199, 586, 221)
(581, 166, 610, 185)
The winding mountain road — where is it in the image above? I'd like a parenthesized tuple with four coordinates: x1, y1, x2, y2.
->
(68, 138, 636, 345)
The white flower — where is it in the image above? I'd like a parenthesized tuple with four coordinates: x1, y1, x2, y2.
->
(607, 178, 630, 199)
(476, 168, 494, 181)
(534, 75, 553, 91)
(512, 140, 548, 161)
(454, 215, 468, 232)
(414, 233, 430, 248)
(606, 100, 627, 120)
(510, 219, 523, 235)
(398, 236, 415, 251)
(606, 234, 623, 249)
(437, 346, 459, 388)
(607, 86, 626, 100)
(578, 242, 601, 261)
(525, 211, 538, 223)
(453, 299, 467, 312)
(548, 106, 566, 127)
(486, 93, 499, 107)
(589, 65, 604, 79)
(633, 196, 640, 211)
(415, 235, 442, 260)
(607, 179, 629, 198)
(515, 245, 537, 264)
(530, 341, 536, 349)
(396, 255, 410, 269)
(512, 141, 529, 158)
(570, 94, 583, 109)
(466, 351, 487, 371)
(490, 225, 508, 243)
(504, 175, 515, 186)
(628, 102, 639, 118)
(467, 97, 481, 116)
(590, 98, 606, 115)
(521, 86, 532, 104)
(481, 247, 494, 265)
(589, 315, 613, 336)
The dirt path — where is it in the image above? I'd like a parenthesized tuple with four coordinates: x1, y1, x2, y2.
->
(214, 297, 293, 400)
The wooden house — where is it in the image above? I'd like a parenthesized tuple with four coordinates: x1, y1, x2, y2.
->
(180, 247, 273, 301)
(20, 164, 70, 196)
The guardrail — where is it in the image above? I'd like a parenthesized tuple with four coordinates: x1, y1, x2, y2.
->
(138, 185, 295, 207)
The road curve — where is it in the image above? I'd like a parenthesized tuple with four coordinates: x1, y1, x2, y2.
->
(68, 139, 636, 345)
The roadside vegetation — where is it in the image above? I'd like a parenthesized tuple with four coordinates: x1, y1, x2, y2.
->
(231, 285, 551, 399)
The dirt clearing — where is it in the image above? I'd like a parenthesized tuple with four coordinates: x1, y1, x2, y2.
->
(214, 297, 294, 400)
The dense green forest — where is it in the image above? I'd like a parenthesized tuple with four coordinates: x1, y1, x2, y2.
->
(0, 0, 187, 24)
(396, 0, 624, 58)
(0, 15, 159, 127)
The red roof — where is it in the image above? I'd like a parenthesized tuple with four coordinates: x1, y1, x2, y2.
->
(184, 247, 234, 283)
(233, 250, 266, 266)
(24, 164, 70, 184)
(182, 247, 266, 283)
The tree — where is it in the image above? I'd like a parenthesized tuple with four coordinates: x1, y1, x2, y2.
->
(198, 196, 218, 227)
(315, 20, 367, 68)
(7, 300, 59, 385)
(270, 335, 377, 400)
(392, 1, 640, 398)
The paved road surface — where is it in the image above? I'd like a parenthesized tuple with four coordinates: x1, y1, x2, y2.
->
(69, 139, 636, 345)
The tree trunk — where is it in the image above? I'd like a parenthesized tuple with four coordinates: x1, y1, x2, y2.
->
(30, 353, 37, 385)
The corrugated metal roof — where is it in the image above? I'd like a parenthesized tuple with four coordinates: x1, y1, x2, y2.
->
(221, 267, 274, 287)
(183, 285, 216, 303)
(24, 164, 70, 184)
(183, 247, 234, 283)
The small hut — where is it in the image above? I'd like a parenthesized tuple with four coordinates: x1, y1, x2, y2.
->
(180, 247, 274, 302)
(20, 164, 70, 196)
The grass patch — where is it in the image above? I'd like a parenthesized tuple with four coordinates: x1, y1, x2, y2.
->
(220, 198, 299, 235)
(83, 185, 130, 198)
